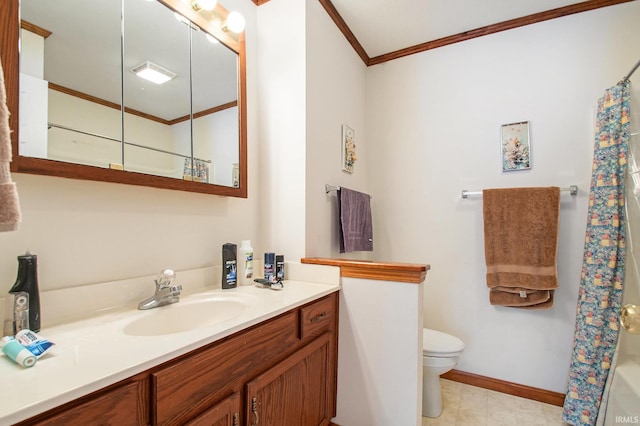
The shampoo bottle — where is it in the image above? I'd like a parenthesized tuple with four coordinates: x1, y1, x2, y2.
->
(8, 252, 40, 333)
(238, 240, 254, 285)
(222, 243, 237, 289)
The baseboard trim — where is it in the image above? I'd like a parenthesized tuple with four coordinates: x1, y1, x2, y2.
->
(441, 369, 565, 407)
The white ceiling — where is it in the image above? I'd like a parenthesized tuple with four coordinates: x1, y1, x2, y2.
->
(329, 0, 591, 58)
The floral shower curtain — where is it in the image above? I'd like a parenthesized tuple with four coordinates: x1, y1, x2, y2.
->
(563, 81, 631, 426)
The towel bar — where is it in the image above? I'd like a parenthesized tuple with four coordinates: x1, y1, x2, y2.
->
(325, 184, 340, 194)
(325, 184, 373, 199)
(461, 185, 578, 199)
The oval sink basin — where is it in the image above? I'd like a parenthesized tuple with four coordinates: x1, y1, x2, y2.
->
(123, 296, 250, 336)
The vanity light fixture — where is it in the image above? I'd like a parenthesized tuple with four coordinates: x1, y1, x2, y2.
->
(131, 61, 177, 85)
(222, 11, 245, 33)
(189, 0, 217, 11)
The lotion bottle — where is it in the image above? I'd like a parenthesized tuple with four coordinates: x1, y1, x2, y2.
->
(238, 240, 254, 285)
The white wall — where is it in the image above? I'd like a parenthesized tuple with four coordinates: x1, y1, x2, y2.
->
(0, 0, 259, 293)
(305, 0, 369, 259)
(20, 29, 44, 79)
(48, 90, 176, 174)
(256, 0, 307, 261)
(257, 0, 370, 261)
(365, 2, 640, 392)
(196, 107, 240, 186)
(334, 278, 423, 426)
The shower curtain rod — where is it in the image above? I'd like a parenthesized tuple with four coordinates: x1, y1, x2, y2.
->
(622, 58, 640, 82)
(461, 185, 578, 199)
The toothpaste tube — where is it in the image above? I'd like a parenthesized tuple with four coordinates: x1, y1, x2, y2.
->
(1, 336, 37, 368)
(15, 329, 54, 358)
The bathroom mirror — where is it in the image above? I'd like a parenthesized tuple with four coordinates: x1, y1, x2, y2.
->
(2, 0, 247, 197)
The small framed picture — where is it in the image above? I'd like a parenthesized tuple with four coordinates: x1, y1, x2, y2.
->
(342, 124, 357, 173)
(501, 121, 531, 172)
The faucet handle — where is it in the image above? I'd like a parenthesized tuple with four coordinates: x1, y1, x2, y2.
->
(170, 284, 183, 295)
(155, 269, 176, 289)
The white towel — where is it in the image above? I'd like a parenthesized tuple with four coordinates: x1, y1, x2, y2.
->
(0, 59, 21, 232)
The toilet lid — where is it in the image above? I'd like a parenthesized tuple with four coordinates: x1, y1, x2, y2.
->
(423, 328, 465, 355)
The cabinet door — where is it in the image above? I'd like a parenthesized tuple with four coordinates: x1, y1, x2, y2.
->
(185, 392, 240, 426)
(245, 334, 331, 426)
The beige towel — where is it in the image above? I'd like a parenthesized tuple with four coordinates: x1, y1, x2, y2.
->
(483, 187, 560, 309)
(489, 288, 555, 310)
(0, 59, 21, 232)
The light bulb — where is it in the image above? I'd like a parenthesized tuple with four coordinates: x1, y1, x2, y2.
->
(196, 0, 217, 11)
(224, 11, 245, 33)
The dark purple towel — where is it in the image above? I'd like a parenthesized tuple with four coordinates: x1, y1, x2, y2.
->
(338, 187, 373, 253)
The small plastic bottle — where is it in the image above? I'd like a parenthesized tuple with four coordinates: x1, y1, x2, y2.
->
(276, 255, 285, 281)
(238, 240, 254, 285)
(221, 243, 237, 289)
(264, 252, 275, 283)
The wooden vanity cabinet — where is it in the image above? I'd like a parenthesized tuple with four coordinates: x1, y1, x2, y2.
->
(151, 310, 300, 424)
(17, 292, 338, 426)
(18, 375, 150, 426)
(153, 292, 338, 425)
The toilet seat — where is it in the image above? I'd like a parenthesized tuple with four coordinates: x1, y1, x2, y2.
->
(423, 328, 465, 357)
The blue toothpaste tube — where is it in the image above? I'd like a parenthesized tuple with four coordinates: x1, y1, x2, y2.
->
(16, 329, 54, 358)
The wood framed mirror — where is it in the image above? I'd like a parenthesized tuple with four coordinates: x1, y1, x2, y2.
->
(0, 0, 247, 197)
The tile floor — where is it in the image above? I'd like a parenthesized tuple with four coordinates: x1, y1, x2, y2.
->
(422, 379, 569, 426)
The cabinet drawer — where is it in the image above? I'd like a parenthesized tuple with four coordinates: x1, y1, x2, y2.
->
(300, 294, 336, 340)
(153, 311, 298, 425)
(32, 380, 148, 426)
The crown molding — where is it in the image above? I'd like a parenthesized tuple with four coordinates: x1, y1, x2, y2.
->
(320, 0, 635, 66)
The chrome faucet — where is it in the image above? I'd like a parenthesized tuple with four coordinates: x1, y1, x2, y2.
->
(137, 269, 183, 310)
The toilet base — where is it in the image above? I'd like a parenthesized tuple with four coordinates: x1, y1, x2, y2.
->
(422, 373, 443, 418)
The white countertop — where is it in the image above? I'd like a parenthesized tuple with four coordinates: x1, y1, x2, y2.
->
(0, 265, 340, 425)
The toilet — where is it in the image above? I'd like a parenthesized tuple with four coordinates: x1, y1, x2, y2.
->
(422, 328, 465, 418)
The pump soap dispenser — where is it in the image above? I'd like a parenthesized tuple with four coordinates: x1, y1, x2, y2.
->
(8, 252, 40, 333)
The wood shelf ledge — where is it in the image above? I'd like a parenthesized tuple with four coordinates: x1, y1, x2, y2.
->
(301, 258, 430, 284)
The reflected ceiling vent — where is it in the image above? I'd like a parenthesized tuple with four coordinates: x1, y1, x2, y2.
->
(131, 61, 177, 85)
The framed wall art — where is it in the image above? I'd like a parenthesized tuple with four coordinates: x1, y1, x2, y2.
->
(501, 121, 531, 172)
(342, 124, 357, 173)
